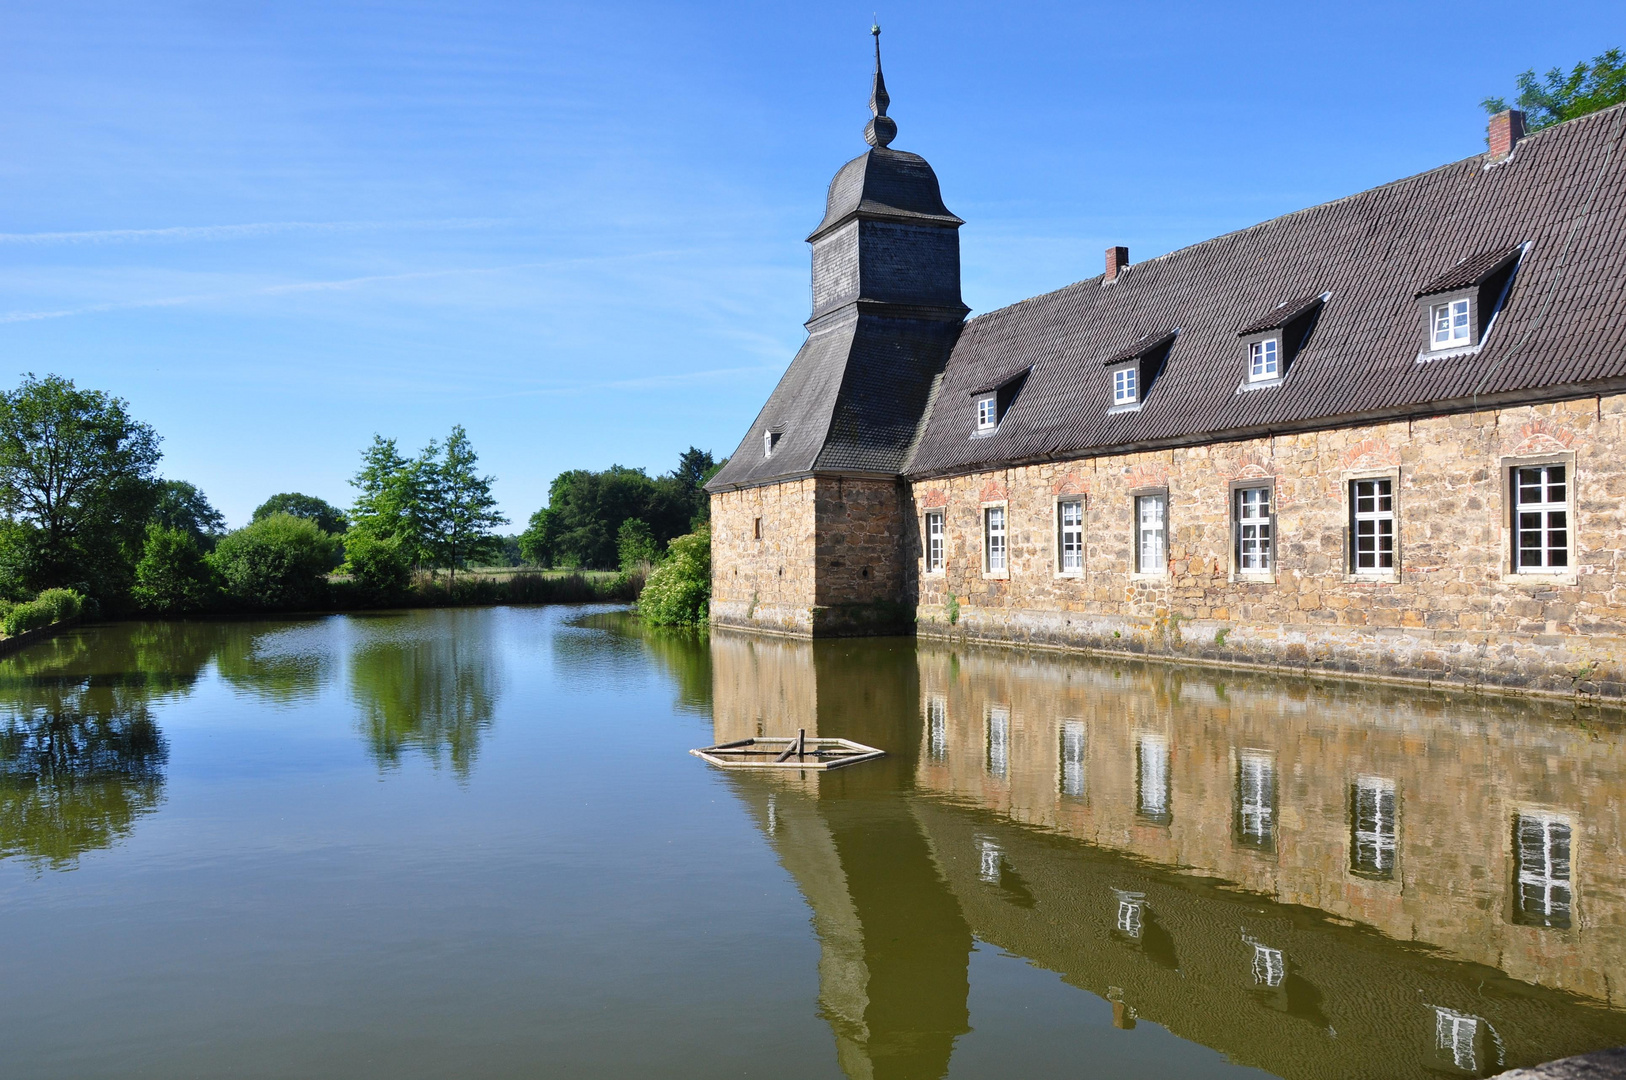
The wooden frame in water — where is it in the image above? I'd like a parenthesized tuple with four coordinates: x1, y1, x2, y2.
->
(690, 729, 885, 771)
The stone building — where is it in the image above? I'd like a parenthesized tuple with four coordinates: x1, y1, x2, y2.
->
(706, 33, 1626, 698)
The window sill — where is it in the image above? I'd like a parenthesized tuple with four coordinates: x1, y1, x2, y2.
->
(923, 568, 946, 577)
(1231, 572, 1277, 585)
(970, 428, 998, 439)
(1107, 401, 1144, 415)
(1501, 571, 1578, 587)
(1344, 572, 1400, 585)
(1053, 570, 1085, 580)
(1236, 376, 1284, 394)
(982, 571, 1010, 581)
(1129, 570, 1168, 581)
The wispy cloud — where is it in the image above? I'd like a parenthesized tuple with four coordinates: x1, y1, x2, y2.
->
(0, 218, 509, 245)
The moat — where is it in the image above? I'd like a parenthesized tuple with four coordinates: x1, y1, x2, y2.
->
(0, 607, 1622, 1078)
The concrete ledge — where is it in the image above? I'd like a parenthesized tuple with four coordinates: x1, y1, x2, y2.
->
(1497, 1047, 1626, 1078)
(0, 616, 81, 658)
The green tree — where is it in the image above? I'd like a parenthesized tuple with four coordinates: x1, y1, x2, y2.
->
(348, 436, 430, 567)
(521, 466, 657, 570)
(0, 374, 161, 604)
(209, 513, 338, 611)
(340, 533, 412, 606)
(1484, 48, 1626, 130)
(132, 525, 222, 614)
(252, 492, 349, 535)
(152, 480, 225, 546)
(617, 518, 659, 573)
(420, 425, 507, 583)
(638, 526, 710, 626)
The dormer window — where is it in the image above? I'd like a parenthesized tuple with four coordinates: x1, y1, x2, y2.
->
(975, 393, 998, 431)
(763, 430, 782, 458)
(1248, 337, 1280, 381)
(1234, 294, 1327, 391)
(1431, 297, 1471, 349)
(1414, 244, 1525, 358)
(1112, 364, 1138, 405)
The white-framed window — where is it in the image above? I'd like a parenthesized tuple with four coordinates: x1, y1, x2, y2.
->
(986, 705, 1010, 780)
(1060, 719, 1086, 798)
(1234, 486, 1273, 574)
(926, 695, 948, 763)
(1350, 477, 1395, 573)
(1513, 465, 1570, 571)
(1351, 776, 1397, 879)
(1136, 733, 1171, 824)
(984, 506, 1007, 573)
(1135, 494, 1167, 574)
(1431, 297, 1471, 348)
(1112, 365, 1138, 405)
(763, 430, 781, 457)
(1248, 337, 1280, 381)
(1513, 812, 1572, 929)
(924, 510, 945, 572)
(1434, 1008, 1487, 1075)
(1236, 751, 1276, 851)
(1057, 499, 1084, 574)
(975, 392, 998, 432)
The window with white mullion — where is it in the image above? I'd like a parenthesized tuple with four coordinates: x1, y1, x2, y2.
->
(1112, 365, 1138, 405)
(1136, 494, 1167, 574)
(1057, 499, 1084, 573)
(924, 511, 945, 572)
(1514, 812, 1573, 928)
(1350, 478, 1396, 573)
(1431, 297, 1471, 348)
(986, 706, 1010, 780)
(1235, 487, 1273, 574)
(984, 506, 1007, 573)
(1351, 776, 1397, 878)
(1060, 719, 1086, 798)
(926, 696, 948, 763)
(1514, 465, 1569, 571)
(1236, 751, 1276, 851)
(1249, 337, 1280, 381)
(1136, 733, 1171, 824)
(976, 393, 998, 431)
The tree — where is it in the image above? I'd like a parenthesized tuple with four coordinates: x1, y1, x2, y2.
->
(339, 533, 411, 606)
(1484, 48, 1626, 131)
(252, 492, 349, 535)
(209, 513, 338, 611)
(132, 525, 221, 614)
(420, 425, 507, 582)
(519, 449, 719, 570)
(348, 436, 430, 567)
(638, 526, 710, 626)
(152, 480, 225, 546)
(0, 374, 161, 604)
(617, 518, 659, 573)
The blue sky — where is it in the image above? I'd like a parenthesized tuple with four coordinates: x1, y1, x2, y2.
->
(1, 1, 1620, 527)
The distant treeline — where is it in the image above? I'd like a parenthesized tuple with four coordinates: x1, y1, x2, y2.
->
(0, 373, 699, 619)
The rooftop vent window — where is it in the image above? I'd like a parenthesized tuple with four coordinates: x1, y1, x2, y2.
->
(1234, 293, 1328, 391)
(1414, 244, 1526, 358)
(1102, 330, 1176, 413)
(763, 430, 782, 458)
(968, 367, 1030, 438)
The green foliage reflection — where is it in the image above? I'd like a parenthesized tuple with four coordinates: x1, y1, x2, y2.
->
(349, 617, 499, 777)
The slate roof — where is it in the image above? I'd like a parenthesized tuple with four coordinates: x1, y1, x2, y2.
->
(809, 147, 964, 241)
(904, 103, 1626, 480)
(1414, 242, 1524, 297)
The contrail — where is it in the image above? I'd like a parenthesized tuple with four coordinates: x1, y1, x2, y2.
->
(0, 218, 508, 245)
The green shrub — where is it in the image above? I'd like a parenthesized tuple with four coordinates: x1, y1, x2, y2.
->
(132, 525, 221, 614)
(2, 587, 84, 636)
(638, 526, 709, 626)
(340, 532, 412, 606)
(209, 513, 339, 612)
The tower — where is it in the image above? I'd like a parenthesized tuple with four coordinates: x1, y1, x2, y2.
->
(706, 28, 966, 637)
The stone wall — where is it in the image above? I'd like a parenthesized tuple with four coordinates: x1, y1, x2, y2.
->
(711, 476, 913, 637)
(912, 394, 1626, 699)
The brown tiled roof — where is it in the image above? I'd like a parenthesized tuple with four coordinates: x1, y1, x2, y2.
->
(1235, 294, 1324, 336)
(905, 104, 1626, 480)
(1414, 243, 1524, 297)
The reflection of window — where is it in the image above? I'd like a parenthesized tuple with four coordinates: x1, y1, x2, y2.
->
(1236, 751, 1276, 851)
(1513, 812, 1572, 929)
(924, 511, 945, 572)
(1513, 465, 1569, 572)
(1135, 494, 1166, 574)
(1060, 720, 1086, 798)
(926, 696, 948, 763)
(766, 795, 777, 837)
(1136, 734, 1171, 824)
(1114, 890, 1145, 938)
(1057, 499, 1084, 573)
(978, 837, 1002, 883)
(1250, 941, 1285, 987)
(1434, 1007, 1488, 1075)
(986, 706, 1010, 780)
(984, 506, 1007, 573)
(1351, 776, 1397, 878)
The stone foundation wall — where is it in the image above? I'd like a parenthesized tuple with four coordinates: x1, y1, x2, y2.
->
(911, 395, 1626, 699)
(711, 480, 819, 635)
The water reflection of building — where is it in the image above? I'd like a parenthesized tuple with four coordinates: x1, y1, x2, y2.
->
(709, 630, 1626, 1079)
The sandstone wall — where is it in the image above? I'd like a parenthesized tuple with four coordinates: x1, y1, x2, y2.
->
(711, 480, 818, 635)
(912, 395, 1626, 698)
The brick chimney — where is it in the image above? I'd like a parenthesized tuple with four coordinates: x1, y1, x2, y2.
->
(1105, 245, 1129, 282)
(1488, 109, 1526, 162)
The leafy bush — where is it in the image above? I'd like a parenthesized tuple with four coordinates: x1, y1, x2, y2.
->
(340, 532, 412, 606)
(617, 518, 659, 573)
(638, 526, 709, 626)
(209, 513, 339, 612)
(132, 525, 222, 614)
(2, 587, 84, 636)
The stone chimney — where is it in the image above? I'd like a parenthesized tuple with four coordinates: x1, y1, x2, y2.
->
(1488, 110, 1526, 162)
(1105, 246, 1129, 282)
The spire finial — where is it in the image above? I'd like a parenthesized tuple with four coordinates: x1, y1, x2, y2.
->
(864, 22, 897, 149)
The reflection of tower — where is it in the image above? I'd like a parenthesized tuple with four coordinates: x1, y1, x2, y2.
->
(727, 774, 971, 1080)
(711, 628, 970, 1079)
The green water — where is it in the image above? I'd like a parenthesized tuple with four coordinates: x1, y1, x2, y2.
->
(0, 607, 1622, 1079)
